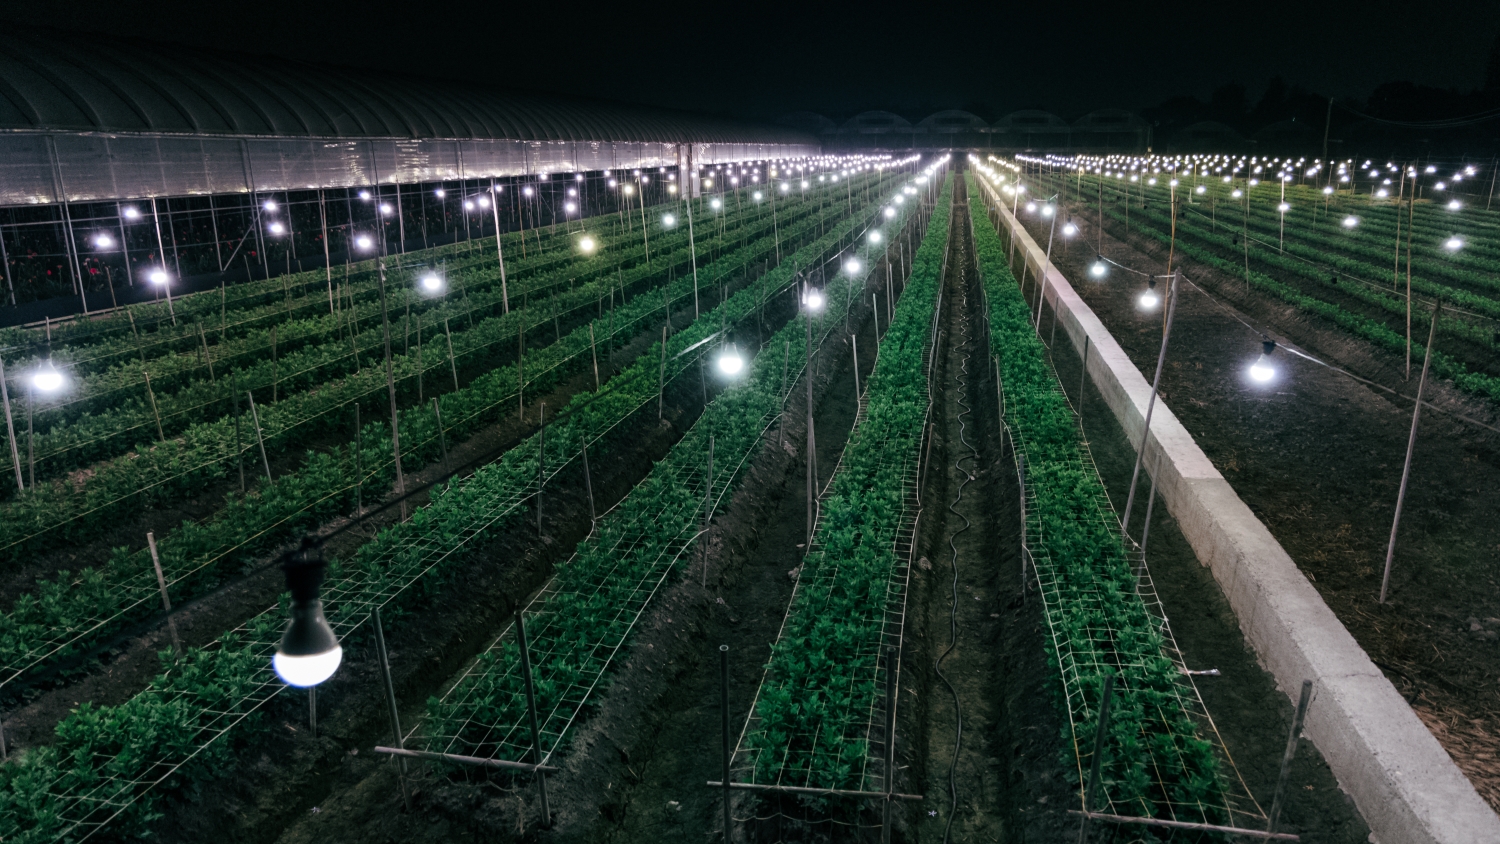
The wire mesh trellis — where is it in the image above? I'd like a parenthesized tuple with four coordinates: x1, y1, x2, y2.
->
(402, 191, 917, 775)
(0, 188, 868, 696)
(4, 170, 909, 844)
(970, 170, 1271, 836)
(728, 171, 949, 805)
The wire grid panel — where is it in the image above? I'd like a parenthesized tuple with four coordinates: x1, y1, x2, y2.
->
(407, 240, 882, 768)
(731, 230, 944, 795)
(1011, 367, 1266, 831)
(25, 178, 891, 843)
(0, 193, 842, 693)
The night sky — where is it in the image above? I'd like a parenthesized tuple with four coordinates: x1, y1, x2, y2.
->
(3, 0, 1497, 122)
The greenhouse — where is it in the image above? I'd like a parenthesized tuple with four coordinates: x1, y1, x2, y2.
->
(1, 14, 1498, 844)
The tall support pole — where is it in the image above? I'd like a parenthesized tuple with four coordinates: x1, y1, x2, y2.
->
(582, 442, 596, 525)
(805, 302, 815, 549)
(490, 178, 509, 312)
(1078, 336, 1090, 431)
(320, 189, 334, 315)
(246, 391, 273, 482)
(658, 327, 668, 421)
(375, 255, 406, 516)
(0, 356, 22, 493)
(719, 644, 732, 842)
(687, 194, 701, 317)
(373, 606, 412, 809)
(1380, 301, 1442, 604)
(536, 403, 546, 535)
(1268, 680, 1314, 835)
(444, 316, 459, 391)
(515, 613, 552, 828)
(1122, 272, 1179, 537)
(1077, 673, 1115, 844)
(146, 531, 182, 653)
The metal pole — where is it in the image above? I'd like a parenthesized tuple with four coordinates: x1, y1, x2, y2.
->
(432, 398, 448, 469)
(146, 531, 182, 653)
(1268, 680, 1314, 834)
(490, 178, 509, 312)
(444, 316, 458, 392)
(246, 390, 273, 482)
(1018, 454, 1028, 597)
(1380, 301, 1442, 603)
(233, 386, 246, 492)
(851, 334, 861, 404)
(373, 606, 412, 809)
(0, 356, 22, 493)
(354, 405, 362, 512)
(375, 252, 406, 518)
(582, 443, 595, 525)
(658, 327, 668, 421)
(589, 324, 600, 391)
(537, 403, 546, 534)
(703, 435, 715, 589)
(805, 304, 815, 548)
(1078, 336, 1090, 430)
(720, 644, 732, 842)
(687, 195, 701, 317)
(1122, 272, 1179, 536)
(515, 612, 552, 828)
(1077, 673, 1115, 844)
(881, 645, 897, 844)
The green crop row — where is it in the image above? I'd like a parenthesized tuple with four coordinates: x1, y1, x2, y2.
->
(745, 170, 951, 791)
(420, 176, 923, 768)
(4, 186, 765, 443)
(0, 171, 907, 843)
(969, 173, 1229, 824)
(1061, 178, 1500, 404)
(0, 190, 672, 367)
(0, 186, 887, 692)
(3, 181, 828, 491)
(0, 179, 881, 560)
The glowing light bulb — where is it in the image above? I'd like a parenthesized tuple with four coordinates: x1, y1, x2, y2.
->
(1278, 203, 1290, 213)
(566, 202, 577, 213)
(150, 269, 170, 285)
(1231, 189, 1243, 198)
(1062, 221, 1077, 237)
(122, 207, 141, 219)
(663, 213, 676, 227)
(268, 222, 285, 234)
(1444, 236, 1463, 251)
(380, 204, 393, 215)
(1249, 340, 1277, 383)
(716, 346, 744, 376)
(869, 231, 881, 243)
(94, 233, 113, 248)
(477, 197, 490, 208)
(420, 274, 442, 293)
(884, 207, 896, 218)
(579, 236, 597, 254)
(356, 235, 373, 250)
(844, 258, 861, 274)
(1090, 257, 1107, 278)
(711, 198, 722, 210)
(1447, 200, 1462, 211)
(435, 189, 446, 198)
(1025, 201, 1037, 213)
(32, 363, 65, 393)
(1342, 216, 1359, 228)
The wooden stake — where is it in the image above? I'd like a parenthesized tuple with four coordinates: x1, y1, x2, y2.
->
(146, 531, 182, 653)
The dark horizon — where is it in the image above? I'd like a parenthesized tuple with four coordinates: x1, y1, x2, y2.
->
(3, 0, 1497, 127)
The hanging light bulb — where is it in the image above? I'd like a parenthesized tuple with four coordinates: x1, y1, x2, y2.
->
(94, 233, 114, 248)
(273, 539, 342, 688)
(1138, 278, 1159, 310)
(420, 273, 443, 294)
(805, 287, 825, 311)
(869, 230, 882, 243)
(1444, 236, 1463, 251)
(32, 360, 66, 393)
(1342, 216, 1359, 228)
(578, 235, 597, 254)
(1249, 340, 1277, 383)
(844, 258, 861, 274)
(356, 234, 374, 250)
(663, 213, 676, 227)
(1090, 256, 1107, 277)
(1025, 201, 1037, 213)
(716, 343, 745, 376)
(1062, 219, 1078, 237)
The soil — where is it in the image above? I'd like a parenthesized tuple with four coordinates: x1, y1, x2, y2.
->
(0, 260, 772, 751)
(254, 221, 915, 844)
(1014, 185, 1500, 813)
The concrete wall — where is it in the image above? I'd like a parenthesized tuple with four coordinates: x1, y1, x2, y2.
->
(973, 174, 1500, 844)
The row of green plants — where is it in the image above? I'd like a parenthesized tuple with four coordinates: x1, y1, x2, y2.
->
(970, 173, 1229, 824)
(744, 170, 951, 791)
(3, 181, 824, 488)
(421, 181, 920, 765)
(0, 178, 883, 556)
(1173, 182, 1500, 298)
(1052, 175, 1500, 404)
(5, 186, 761, 438)
(0, 186, 887, 691)
(0, 192, 651, 365)
(0, 174, 907, 843)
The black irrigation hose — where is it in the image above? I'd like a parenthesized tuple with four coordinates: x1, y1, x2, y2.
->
(934, 210, 977, 844)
